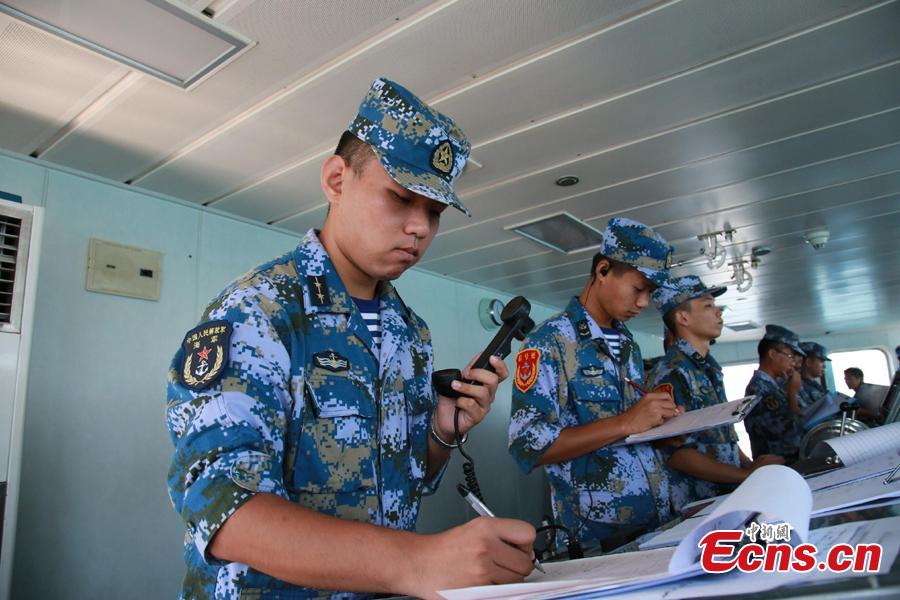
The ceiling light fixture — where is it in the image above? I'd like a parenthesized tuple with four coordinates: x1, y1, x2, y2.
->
(508, 212, 603, 254)
(0, 0, 255, 90)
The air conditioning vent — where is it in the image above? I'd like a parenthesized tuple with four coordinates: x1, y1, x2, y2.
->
(0, 213, 21, 325)
(0, 201, 32, 333)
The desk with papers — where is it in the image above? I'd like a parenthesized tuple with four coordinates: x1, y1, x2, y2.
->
(438, 458, 900, 599)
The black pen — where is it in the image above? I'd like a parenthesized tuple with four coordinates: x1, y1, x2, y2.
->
(883, 463, 900, 485)
(457, 484, 546, 573)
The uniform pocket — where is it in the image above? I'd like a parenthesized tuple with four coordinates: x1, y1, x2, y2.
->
(292, 377, 376, 494)
(570, 378, 622, 422)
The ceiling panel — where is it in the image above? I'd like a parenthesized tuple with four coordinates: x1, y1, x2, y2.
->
(437, 0, 878, 157)
(419, 135, 900, 276)
(0, 0, 898, 340)
(0, 14, 127, 154)
(39, 0, 431, 180)
(134, 0, 653, 202)
(448, 0, 900, 195)
(425, 60, 900, 251)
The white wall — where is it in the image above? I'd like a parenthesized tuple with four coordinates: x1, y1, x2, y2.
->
(0, 150, 583, 598)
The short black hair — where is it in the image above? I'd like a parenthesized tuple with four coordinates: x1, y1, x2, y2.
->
(758, 339, 779, 361)
(334, 130, 375, 175)
(844, 367, 864, 380)
(662, 301, 691, 336)
(589, 253, 632, 280)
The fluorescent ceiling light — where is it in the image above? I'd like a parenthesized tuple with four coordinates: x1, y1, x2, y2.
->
(508, 212, 604, 254)
(0, 0, 255, 89)
(724, 320, 760, 332)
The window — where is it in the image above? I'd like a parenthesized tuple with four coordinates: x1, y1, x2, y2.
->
(828, 348, 892, 396)
(722, 362, 758, 458)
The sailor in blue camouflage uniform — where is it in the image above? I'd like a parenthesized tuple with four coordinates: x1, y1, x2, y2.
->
(797, 342, 832, 412)
(508, 218, 682, 549)
(744, 325, 806, 462)
(647, 277, 782, 511)
(166, 77, 533, 600)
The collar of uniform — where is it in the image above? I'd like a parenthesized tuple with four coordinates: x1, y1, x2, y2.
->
(672, 337, 720, 371)
(564, 296, 633, 344)
(294, 229, 357, 316)
(376, 279, 411, 325)
(753, 369, 780, 388)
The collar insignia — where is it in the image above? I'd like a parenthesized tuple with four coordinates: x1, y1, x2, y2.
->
(307, 275, 331, 306)
(576, 319, 591, 340)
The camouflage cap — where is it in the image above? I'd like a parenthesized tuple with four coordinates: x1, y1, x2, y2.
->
(763, 324, 806, 356)
(800, 341, 831, 361)
(348, 77, 471, 216)
(600, 217, 675, 288)
(652, 275, 727, 315)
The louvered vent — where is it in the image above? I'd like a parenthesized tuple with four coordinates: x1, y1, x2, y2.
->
(0, 213, 21, 325)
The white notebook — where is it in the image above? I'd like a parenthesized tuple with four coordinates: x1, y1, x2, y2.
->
(612, 395, 758, 446)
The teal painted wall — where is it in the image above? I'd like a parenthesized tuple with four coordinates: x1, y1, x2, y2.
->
(2, 150, 666, 598)
(0, 150, 665, 597)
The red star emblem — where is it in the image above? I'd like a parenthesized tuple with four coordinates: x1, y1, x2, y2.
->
(197, 346, 211, 361)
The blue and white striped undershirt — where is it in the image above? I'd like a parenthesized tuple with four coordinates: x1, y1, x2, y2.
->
(352, 296, 381, 355)
(599, 326, 621, 359)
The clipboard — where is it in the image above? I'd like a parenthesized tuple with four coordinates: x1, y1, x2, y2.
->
(611, 395, 759, 446)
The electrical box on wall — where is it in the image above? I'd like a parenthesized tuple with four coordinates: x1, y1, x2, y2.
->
(86, 239, 162, 301)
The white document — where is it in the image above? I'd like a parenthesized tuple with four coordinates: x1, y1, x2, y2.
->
(438, 547, 700, 600)
(639, 516, 704, 550)
(821, 422, 900, 465)
(613, 396, 758, 446)
(440, 466, 811, 600)
(806, 449, 900, 492)
(811, 467, 900, 515)
(611, 516, 900, 600)
(669, 465, 811, 571)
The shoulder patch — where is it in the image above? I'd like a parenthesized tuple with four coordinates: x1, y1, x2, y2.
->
(514, 349, 541, 393)
(764, 395, 780, 411)
(653, 383, 674, 398)
(180, 320, 232, 391)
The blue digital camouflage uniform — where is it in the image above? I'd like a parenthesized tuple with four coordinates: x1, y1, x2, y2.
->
(797, 342, 832, 413)
(744, 369, 802, 460)
(508, 217, 675, 548)
(508, 297, 671, 547)
(743, 325, 806, 461)
(798, 378, 830, 412)
(166, 229, 442, 599)
(646, 275, 736, 509)
(166, 77, 473, 599)
(647, 338, 740, 510)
